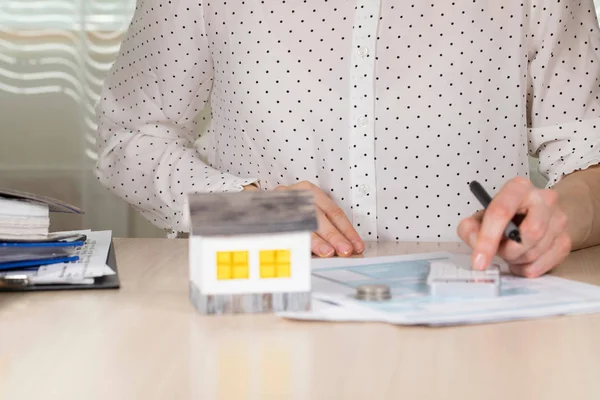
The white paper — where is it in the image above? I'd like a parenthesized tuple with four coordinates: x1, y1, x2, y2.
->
(278, 251, 600, 326)
(0, 230, 86, 242)
(0, 230, 113, 285)
(0, 197, 49, 217)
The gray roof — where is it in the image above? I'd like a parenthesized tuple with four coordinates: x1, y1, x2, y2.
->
(188, 190, 318, 236)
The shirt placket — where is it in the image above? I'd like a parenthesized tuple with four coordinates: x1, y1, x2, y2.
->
(348, 0, 380, 239)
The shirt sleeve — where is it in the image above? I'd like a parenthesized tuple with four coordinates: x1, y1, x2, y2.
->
(94, 0, 258, 234)
(527, 0, 600, 187)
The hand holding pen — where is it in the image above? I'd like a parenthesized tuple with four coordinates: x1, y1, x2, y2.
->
(457, 177, 571, 278)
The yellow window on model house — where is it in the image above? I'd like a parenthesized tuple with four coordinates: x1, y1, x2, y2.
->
(216, 251, 249, 280)
(259, 249, 291, 278)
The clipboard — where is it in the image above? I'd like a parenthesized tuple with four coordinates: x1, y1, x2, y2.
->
(0, 188, 84, 214)
(0, 240, 120, 292)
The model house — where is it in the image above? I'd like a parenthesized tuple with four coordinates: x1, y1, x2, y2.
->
(186, 189, 317, 315)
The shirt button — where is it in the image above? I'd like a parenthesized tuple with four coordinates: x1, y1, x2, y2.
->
(358, 116, 369, 127)
(358, 46, 369, 58)
(359, 184, 369, 195)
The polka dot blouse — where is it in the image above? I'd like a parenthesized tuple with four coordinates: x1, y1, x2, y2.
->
(95, 0, 600, 241)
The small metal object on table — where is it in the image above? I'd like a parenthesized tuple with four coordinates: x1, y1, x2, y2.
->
(0, 275, 31, 289)
(355, 284, 392, 301)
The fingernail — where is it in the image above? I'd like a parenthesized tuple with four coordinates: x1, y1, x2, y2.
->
(337, 243, 353, 256)
(352, 240, 365, 253)
(319, 244, 334, 257)
(474, 252, 487, 270)
(469, 233, 478, 248)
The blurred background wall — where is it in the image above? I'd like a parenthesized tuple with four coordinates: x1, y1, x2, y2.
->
(0, 0, 163, 237)
(0, 1, 598, 237)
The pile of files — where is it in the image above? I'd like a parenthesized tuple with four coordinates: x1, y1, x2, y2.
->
(0, 195, 50, 239)
(0, 188, 117, 288)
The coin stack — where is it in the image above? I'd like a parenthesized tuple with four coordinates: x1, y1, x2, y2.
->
(355, 284, 392, 301)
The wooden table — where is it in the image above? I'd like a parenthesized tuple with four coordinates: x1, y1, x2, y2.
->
(1, 239, 599, 400)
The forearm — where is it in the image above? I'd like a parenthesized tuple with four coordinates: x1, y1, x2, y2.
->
(93, 0, 257, 232)
(95, 126, 258, 232)
(553, 165, 600, 250)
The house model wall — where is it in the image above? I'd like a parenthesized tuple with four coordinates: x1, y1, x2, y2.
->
(186, 190, 317, 315)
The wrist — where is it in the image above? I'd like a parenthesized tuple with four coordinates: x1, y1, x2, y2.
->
(242, 182, 260, 191)
(554, 177, 594, 250)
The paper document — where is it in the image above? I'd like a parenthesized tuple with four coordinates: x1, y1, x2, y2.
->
(0, 230, 113, 285)
(278, 252, 600, 326)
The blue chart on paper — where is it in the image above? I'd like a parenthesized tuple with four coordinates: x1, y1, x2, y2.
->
(278, 251, 600, 325)
(311, 256, 538, 316)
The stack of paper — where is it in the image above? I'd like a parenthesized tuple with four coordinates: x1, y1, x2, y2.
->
(0, 230, 115, 285)
(0, 230, 114, 285)
(0, 188, 84, 240)
(0, 188, 98, 282)
(0, 190, 115, 287)
(277, 252, 600, 326)
(0, 197, 50, 238)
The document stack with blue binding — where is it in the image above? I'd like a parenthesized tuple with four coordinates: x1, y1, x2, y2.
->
(0, 188, 117, 288)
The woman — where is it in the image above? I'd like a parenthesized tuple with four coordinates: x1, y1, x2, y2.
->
(95, 1, 600, 277)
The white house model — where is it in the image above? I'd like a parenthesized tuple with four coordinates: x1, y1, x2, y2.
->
(186, 190, 317, 315)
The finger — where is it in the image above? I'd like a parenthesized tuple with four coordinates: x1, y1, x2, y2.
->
(311, 232, 335, 258)
(508, 208, 566, 265)
(497, 198, 552, 262)
(296, 181, 364, 253)
(314, 208, 354, 257)
(313, 192, 363, 252)
(496, 189, 559, 263)
(456, 210, 484, 248)
(276, 183, 358, 256)
(499, 227, 553, 268)
(472, 177, 534, 270)
(509, 232, 572, 278)
(320, 202, 364, 254)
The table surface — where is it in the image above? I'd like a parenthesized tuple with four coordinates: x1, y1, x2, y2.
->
(1, 239, 599, 400)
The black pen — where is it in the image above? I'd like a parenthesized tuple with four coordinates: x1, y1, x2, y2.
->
(469, 180, 522, 243)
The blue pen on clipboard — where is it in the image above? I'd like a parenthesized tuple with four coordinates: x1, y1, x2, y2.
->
(0, 240, 85, 248)
(0, 255, 79, 271)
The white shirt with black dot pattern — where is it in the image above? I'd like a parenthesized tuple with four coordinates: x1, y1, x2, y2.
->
(95, 0, 600, 241)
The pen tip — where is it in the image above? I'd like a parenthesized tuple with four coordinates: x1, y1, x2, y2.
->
(508, 231, 522, 243)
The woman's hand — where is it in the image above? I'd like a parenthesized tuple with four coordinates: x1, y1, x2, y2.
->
(457, 177, 571, 278)
(244, 181, 364, 257)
